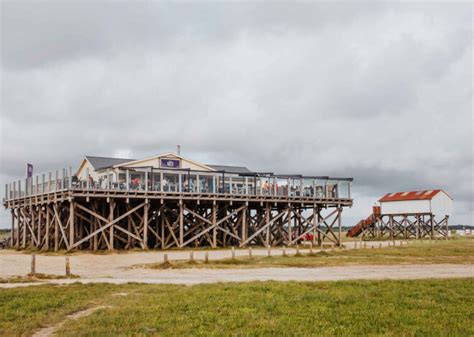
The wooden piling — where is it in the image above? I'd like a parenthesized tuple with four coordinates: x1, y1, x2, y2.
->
(30, 254, 36, 275)
(65, 257, 71, 276)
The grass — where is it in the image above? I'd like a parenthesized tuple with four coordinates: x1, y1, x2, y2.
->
(143, 237, 474, 270)
(0, 273, 80, 284)
(0, 279, 473, 336)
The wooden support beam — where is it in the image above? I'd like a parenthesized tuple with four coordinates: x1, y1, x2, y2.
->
(240, 208, 286, 247)
(70, 202, 146, 250)
(289, 208, 338, 245)
(143, 201, 149, 249)
(69, 201, 75, 248)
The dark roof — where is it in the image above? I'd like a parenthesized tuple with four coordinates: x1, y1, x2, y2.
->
(206, 164, 253, 174)
(85, 156, 134, 170)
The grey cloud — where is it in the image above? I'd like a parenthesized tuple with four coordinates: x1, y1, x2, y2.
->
(0, 1, 472, 228)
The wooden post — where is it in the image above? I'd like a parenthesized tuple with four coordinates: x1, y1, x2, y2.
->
(445, 216, 449, 240)
(296, 245, 300, 255)
(282, 247, 286, 256)
(54, 205, 59, 252)
(30, 254, 36, 275)
(144, 201, 149, 249)
(179, 202, 184, 247)
(204, 251, 209, 263)
(265, 203, 270, 246)
(65, 257, 71, 276)
(164, 253, 168, 263)
(10, 210, 14, 247)
(161, 212, 165, 249)
(241, 205, 247, 246)
(267, 245, 271, 257)
(109, 200, 114, 250)
(22, 210, 26, 249)
(248, 246, 252, 258)
(430, 214, 434, 240)
(231, 247, 235, 259)
(212, 203, 217, 248)
(287, 206, 292, 245)
(69, 201, 75, 249)
(338, 207, 342, 247)
(190, 250, 194, 262)
(45, 206, 50, 250)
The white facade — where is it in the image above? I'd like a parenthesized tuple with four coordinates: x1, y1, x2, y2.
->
(430, 191, 453, 216)
(380, 191, 452, 217)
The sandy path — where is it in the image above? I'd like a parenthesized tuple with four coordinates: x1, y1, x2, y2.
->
(32, 306, 110, 337)
(1, 264, 472, 288)
(0, 241, 391, 279)
(1, 241, 472, 288)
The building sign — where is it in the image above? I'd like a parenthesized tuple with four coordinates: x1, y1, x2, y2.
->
(26, 163, 33, 178)
(160, 158, 180, 168)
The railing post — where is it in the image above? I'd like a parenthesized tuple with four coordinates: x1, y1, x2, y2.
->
(13, 181, 16, 199)
(178, 173, 182, 193)
(86, 168, 90, 190)
(196, 174, 200, 193)
(35, 175, 39, 195)
(68, 167, 72, 189)
(145, 171, 148, 192)
(126, 169, 130, 191)
(5, 184, 8, 201)
(25, 179, 28, 196)
(55, 170, 59, 191)
(212, 175, 216, 193)
(159, 172, 163, 192)
(245, 177, 248, 195)
(48, 172, 52, 192)
(229, 176, 233, 194)
(42, 174, 45, 194)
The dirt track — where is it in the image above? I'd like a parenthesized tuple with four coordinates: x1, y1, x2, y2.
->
(0, 241, 473, 287)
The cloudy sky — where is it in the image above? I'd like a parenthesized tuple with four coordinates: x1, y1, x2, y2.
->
(0, 1, 472, 228)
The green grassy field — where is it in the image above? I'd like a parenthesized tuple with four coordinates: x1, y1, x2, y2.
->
(143, 237, 474, 270)
(1, 279, 473, 336)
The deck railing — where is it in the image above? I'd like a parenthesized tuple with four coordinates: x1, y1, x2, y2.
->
(4, 167, 352, 201)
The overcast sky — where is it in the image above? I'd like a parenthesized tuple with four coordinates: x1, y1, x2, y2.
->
(0, 1, 472, 229)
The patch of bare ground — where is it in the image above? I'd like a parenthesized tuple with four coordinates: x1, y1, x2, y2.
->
(32, 305, 111, 337)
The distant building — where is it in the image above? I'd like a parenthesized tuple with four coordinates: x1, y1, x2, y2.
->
(348, 189, 452, 239)
(378, 190, 452, 218)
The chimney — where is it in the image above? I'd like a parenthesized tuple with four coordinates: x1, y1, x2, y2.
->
(177, 145, 181, 156)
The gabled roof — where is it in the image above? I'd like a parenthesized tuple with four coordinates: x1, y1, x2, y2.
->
(206, 164, 253, 174)
(378, 190, 452, 202)
(111, 152, 215, 171)
(86, 156, 134, 171)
